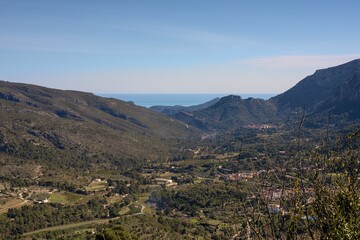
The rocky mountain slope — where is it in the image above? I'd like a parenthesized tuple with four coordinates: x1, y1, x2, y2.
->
(173, 95, 277, 131)
(171, 59, 360, 131)
(272, 59, 360, 119)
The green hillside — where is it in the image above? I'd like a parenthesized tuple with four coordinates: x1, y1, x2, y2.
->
(0, 81, 200, 174)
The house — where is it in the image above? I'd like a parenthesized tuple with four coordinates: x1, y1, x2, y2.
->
(154, 178, 176, 186)
(33, 194, 50, 204)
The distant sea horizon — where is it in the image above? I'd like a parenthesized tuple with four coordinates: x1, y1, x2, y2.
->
(97, 93, 277, 108)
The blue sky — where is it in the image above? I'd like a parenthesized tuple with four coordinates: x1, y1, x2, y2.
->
(1, 0, 360, 93)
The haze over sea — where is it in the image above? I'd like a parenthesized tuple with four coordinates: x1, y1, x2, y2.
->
(98, 94, 277, 108)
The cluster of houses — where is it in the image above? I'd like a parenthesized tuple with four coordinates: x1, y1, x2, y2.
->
(224, 172, 258, 181)
(221, 168, 287, 182)
(261, 187, 315, 215)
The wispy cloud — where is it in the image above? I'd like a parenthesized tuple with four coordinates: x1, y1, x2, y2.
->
(239, 54, 360, 69)
(1, 13, 258, 54)
(139, 23, 258, 47)
(0, 33, 184, 55)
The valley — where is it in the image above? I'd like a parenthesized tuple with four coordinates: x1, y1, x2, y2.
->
(0, 60, 359, 239)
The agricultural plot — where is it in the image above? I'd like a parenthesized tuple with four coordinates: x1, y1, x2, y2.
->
(49, 192, 83, 204)
(84, 180, 108, 192)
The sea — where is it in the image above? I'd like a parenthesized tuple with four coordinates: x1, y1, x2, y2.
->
(97, 93, 277, 108)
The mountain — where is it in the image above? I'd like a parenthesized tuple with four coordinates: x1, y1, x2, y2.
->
(173, 95, 277, 131)
(172, 59, 360, 131)
(2, 59, 360, 168)
(272, 59, 360, 117)
(149, 97, 220, 116)
(0, 81, 199, 171)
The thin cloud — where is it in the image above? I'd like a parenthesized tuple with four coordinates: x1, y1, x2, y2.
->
(0, 21, 255, 54)
(142, 23, 258, 47)
(87, 20, 258, 50)
(239, 54, 360, 69)
(0, 33, 183, 55)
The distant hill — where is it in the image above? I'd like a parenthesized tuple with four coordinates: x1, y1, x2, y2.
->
(172, 59, 360, 131)
(0, 81, 199, 171)
(149, 97, 220, 116)
(173, 95, 277, 131)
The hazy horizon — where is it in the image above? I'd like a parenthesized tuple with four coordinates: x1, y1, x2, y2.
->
(98, 93, 277, 107)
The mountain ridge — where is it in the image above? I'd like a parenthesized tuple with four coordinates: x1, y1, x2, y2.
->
(272, 59, 360, 113)
(1, 58, 360, 162)
(149, 97, 220, 116)
(170, 59, 360, 130)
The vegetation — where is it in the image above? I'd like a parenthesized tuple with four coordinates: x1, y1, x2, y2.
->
(1, 124, 359, 239)
(0, 197, 126, 237)
(96, 225, 138, 240)
(1, 63, 360, 239)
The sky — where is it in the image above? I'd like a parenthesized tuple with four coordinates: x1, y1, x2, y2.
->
(1, 0, 360, 94)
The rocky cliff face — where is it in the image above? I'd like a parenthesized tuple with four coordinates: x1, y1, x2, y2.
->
(272, 59, 360, 113)
(318, 71, 360, 118)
